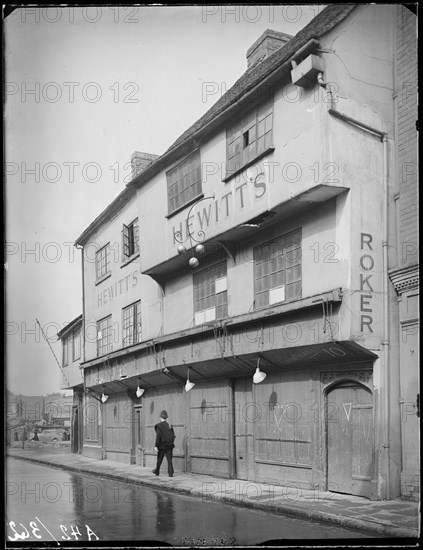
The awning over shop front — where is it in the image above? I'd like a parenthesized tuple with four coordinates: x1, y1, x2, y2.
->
(86, 340, 378, 398)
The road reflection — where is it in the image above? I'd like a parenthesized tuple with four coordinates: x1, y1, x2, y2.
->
(6, 457, 381, 545)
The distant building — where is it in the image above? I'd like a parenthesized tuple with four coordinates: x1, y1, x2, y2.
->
(75, 5, 418, 500)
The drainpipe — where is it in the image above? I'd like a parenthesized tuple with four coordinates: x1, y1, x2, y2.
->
(318, 73, 391, 499)
(75, 243, 86, 454)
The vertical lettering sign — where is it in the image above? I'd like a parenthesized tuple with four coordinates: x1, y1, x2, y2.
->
(359, 233, 374, 333)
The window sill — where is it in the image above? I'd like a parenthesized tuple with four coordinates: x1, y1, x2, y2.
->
(95, 272, 112, 286)
(165, 193, 204, 220)
(223, 146, 275, 183)
(254, 295, 303, 312)
(121, 252, 140, 269)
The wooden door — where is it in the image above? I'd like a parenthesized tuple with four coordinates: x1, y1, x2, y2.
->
(104, 394, 132, 463)
(327, 382, 374, 498)
(234, 377, 254, 480)
(189, 380, 231, 477)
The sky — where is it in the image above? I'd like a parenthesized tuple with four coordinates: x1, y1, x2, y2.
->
(5, 4, 325, 396)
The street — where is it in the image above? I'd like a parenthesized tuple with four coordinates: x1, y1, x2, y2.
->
(6, 457, 382, 545)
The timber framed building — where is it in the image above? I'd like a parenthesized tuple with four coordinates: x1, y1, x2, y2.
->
(74, 5, 418, 500)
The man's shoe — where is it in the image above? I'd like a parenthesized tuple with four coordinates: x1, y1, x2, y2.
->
(169, 474, 173, 477)
(152, 470, 159, 476)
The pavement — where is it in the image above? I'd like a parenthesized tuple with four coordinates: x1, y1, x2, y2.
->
(6, 444, 420, 540)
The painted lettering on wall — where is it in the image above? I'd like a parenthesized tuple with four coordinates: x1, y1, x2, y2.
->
(172, 171, 267, 245)
(359, 233, 374, 333)
(97, 270, 139, 307)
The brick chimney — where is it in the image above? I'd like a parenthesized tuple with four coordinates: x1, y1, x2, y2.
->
(246, 29, 292, 69)
(130, 151, 159, 180)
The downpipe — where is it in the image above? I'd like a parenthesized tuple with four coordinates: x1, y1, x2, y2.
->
(318, 73, 391, 498)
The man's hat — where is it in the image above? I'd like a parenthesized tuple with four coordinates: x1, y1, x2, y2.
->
(159, 410, 168, 419)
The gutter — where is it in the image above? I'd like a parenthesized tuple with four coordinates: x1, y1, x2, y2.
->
(318, 73, 391, 499)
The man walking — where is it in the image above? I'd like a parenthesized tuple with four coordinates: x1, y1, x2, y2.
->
(152, 410, 175, 477)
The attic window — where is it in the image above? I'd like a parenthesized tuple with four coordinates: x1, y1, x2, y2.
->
(225, 97, 274, 182)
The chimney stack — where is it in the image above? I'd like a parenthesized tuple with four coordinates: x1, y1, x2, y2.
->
(130, 151, 159, 180)
(246, 29, 292, 69)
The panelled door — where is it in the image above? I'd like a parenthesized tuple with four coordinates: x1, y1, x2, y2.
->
(104, 394, 132, 463)
(189, 380, 231, 477)
(327, 382, 374, 498)
(234, 377, 254, 480)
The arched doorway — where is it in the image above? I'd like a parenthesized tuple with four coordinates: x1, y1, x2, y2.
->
(326, 380, 374, 498)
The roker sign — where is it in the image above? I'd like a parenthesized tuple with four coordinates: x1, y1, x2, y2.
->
(172, 171, 267, 246)
(359, 233, 375, 333)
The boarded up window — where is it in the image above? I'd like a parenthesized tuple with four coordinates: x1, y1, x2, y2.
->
(193, 261, 228, 325)
(254, 229, 301, 309)
(226, 97, 273, 179)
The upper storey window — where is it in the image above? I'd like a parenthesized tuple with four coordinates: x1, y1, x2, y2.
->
(225, 97, 273, 181)
(96, 243, 111, 282)
(167, 151, 202, 216)
(122, 218, 139, 262)
(254, 229, 302, 309)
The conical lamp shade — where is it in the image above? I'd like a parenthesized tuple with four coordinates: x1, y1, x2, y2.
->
(136, 386, 145, 398)
(185, 380, 195, 392)
(253, 366, 266, 384)
(101, 392, 109, 403)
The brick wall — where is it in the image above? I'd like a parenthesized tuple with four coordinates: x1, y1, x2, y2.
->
(396, 6, 419, 501)
(396, 6, 418, 268)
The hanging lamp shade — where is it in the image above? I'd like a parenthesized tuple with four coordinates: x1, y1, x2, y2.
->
(101, 391, 109, 403)
(185, 369, 195, 392)
(253, 357, 266, 384)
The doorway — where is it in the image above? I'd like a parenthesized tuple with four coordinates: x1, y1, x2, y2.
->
(327, 381, 374, 498)
(234, 377, 254, 480)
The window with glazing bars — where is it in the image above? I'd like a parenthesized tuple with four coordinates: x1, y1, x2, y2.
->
(122, 301, 142, 347)
(167, 150, 202, 215)
(226, 97, 273, 179)
(73, 330, 81, 361)
(62, 336, 69, 367)
(254, 229, 302, 309)
(122, 219, 139, 260)
(193, 262, 228, 324)
(96, 244, 110, 280)
(97, 316, 113, 356)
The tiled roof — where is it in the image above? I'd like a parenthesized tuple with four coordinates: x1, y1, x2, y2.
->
(163, 4, 356, 157)
(75, 4, 356, 245)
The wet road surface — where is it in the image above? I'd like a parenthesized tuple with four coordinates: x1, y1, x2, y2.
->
(6, 458, 383, 545)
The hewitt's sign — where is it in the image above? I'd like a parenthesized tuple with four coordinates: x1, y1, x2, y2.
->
(171, 170, 267, 246)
